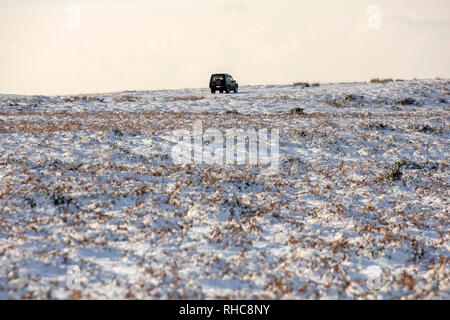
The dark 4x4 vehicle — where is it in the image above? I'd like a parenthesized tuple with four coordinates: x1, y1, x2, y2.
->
(210, 74, 238, 94)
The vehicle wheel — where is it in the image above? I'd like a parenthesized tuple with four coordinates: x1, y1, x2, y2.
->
(234, 86, 238, 93)
(211, 88, 216, 94)
(225, 86, 230, 94)
(219, 89, 223, 93)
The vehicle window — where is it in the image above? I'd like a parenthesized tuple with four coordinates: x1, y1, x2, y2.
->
(212, 75, 224, 81)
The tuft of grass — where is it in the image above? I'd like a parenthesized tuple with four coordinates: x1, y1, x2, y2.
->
(377, 159, 442, 184)
(416, 124, 437, 134)
(51, 193, 78, 211)
(344, 94, 363, 101)
(386, 165, 403, 181)
(222, 197, 256, 218)
(377, 161, 405, 183)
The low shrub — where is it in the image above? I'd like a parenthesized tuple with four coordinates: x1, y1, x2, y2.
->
(397, 98, 417, 105)
(370, 78, 394, 84)
(289, 108, 304, 115)
(293, 82, 310, 87)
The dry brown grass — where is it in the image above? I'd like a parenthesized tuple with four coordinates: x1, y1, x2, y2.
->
(112, 95, 137, 102)
(251, 95, 300, 101)
(0, 111, 448, 135)
(370, 78, 394, 84)
(1, 105, 448, 299)
(63, 95, 104, 103)
(163, 95, 204, 102)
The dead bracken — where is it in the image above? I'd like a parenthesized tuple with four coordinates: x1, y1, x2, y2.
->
(0, 79, 448, 300)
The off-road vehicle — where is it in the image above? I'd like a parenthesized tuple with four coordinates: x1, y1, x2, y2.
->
(209, 74, 238, 94)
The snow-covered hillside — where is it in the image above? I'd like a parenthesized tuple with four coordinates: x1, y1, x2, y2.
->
(0, 79, 448, 299)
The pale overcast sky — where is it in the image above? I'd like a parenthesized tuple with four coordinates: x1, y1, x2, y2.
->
(0, 0, 449, 95)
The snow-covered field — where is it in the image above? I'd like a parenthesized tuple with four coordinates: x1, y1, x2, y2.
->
(0, 79, 449, 299)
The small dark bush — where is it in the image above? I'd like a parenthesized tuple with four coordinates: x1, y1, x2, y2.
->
(344, 94, 363, 102)
(51, 194, 77, 210)
(225, 110, 240, 115)
(386, 165, 402, 181)
(111, 128, 124, 137)
(289, 108, 304, 115)
(293, 82, 310, 87)
(417, 125, 436, 134)
(364, 122, 388, 130)
(398, 98, 417, 105)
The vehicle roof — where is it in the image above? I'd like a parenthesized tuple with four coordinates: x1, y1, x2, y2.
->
(211, 73, 230, 76)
